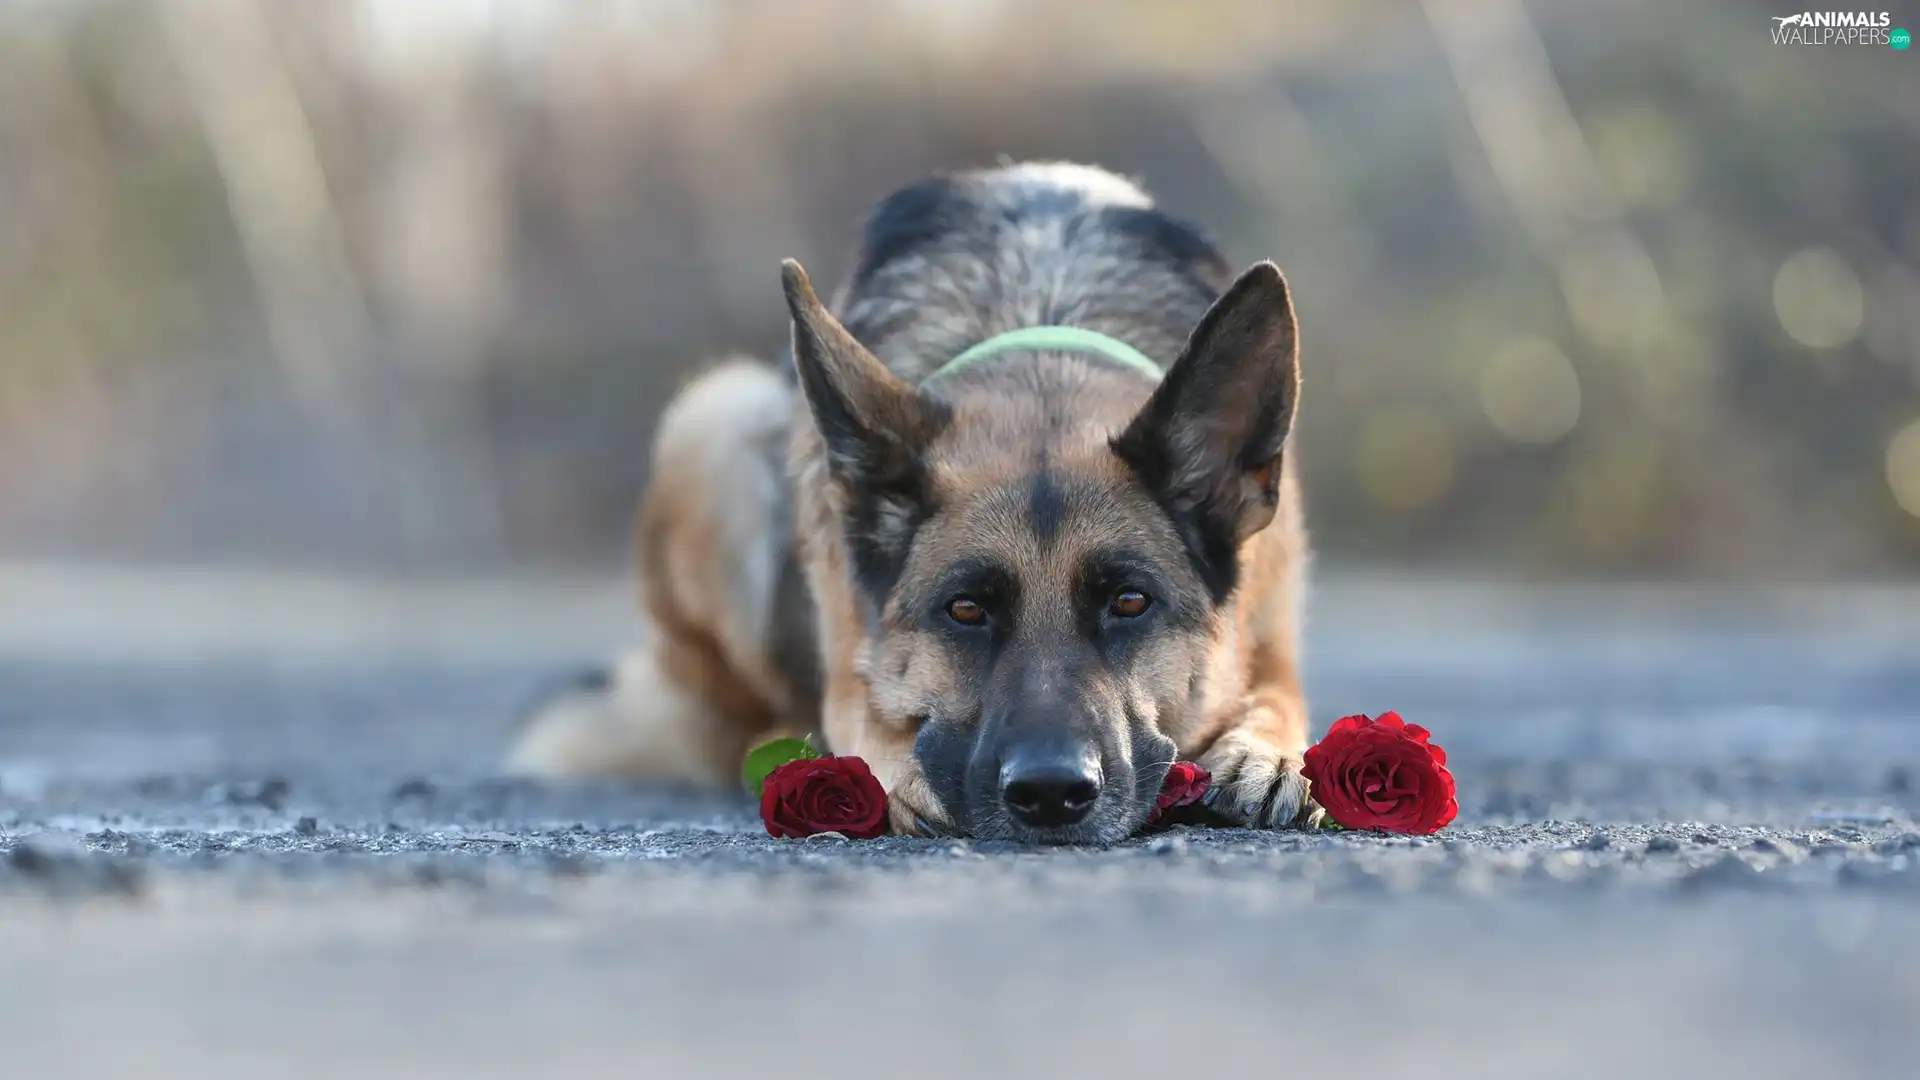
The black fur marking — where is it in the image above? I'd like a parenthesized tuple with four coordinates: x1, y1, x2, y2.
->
(1025, 460, 1070, 547)
(1171, 510, 1243, 605)
(921, 557, 1019, 630)
(914, 714, 978, 829)
(853, 172, 1231, 317)
(1073, 546, 1211, 660)
(1076, 548, 1208, 632)
(851, 175, 972, 288)
(843, 488, 934, 609)
(909, 557, 1018, 672)
(1108, 435, 1244, 605)
(767, 551, 823, 709)
(1092, 206, 1234, 294)
(998, 183, 1093, 224)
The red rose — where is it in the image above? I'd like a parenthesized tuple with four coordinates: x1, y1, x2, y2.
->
(760, 755, 889, 839)
(1302, 711, 1456, 835)
(1144, 761, 1212, 827)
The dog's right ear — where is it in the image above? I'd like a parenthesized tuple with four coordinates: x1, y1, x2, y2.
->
(1111, 260, 1299, 562)
(781, 258, 947, 500)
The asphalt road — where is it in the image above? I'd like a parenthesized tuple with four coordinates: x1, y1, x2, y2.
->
(1, 566, 1917, 1079)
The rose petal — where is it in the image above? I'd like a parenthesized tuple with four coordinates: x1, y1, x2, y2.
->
(760, 755, 888, 839)
(1302, 711, 1456, 834)
(1324, 715, 1371, 738)
(1180, 767, 1211, 806)
(1146, 761, 1213, 827)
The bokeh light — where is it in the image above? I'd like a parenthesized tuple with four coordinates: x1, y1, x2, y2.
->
(1479, 337, 1582, 445)
(1774, 246, 1864, 350)
(1586, 102, 1693, 211)
(1558, 233, 1668, 352)
(1556, 436, 1664, 559)
(1355, 406, 1456, 512)
(1888, 418, 1920, 519)
(1864, 265, 1920, 377)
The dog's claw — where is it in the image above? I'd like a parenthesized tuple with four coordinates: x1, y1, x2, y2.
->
(1195, 736, 1321, 831)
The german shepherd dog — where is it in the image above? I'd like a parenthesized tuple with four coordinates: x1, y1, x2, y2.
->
(509, 161, 1320, 844)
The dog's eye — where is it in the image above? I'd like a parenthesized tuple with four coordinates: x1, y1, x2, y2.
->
(1109, 590, 1152, 618)
(946, 597, 987, 626)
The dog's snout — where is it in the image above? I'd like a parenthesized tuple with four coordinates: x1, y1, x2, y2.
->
(999, 751, 1102, 828)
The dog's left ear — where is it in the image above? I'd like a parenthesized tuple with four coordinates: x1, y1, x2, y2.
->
(1111, 260, 1300, 549)
(781, 259, 947, 495)
(782, 260, 952, 600)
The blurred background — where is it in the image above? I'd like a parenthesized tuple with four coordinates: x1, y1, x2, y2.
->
(3, 12, 1919, 1076)
(2, 0, 1918, 582)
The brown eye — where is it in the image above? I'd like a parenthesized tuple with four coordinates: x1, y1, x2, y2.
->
(1110, 590, 1151, 618)
(946, 597, 986, 625)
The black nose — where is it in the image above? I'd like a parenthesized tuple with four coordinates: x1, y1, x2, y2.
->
(1000, 755, 1102, 828)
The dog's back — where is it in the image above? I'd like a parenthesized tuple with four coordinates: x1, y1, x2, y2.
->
(824, 162, 1237, 385)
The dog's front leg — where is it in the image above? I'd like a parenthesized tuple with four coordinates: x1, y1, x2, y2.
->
(881, 760, 955, 838)
(1192, 692, 1323, 830)
(816, 656, 957, 837)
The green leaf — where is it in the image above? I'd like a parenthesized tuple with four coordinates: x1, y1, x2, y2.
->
(1318, 817, 1345, 832)
(742, 735, 821, 798)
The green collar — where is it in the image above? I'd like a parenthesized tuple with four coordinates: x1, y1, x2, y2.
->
(921, 325, 1163, 387)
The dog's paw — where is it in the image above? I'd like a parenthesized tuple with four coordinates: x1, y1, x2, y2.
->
(1195, 730, 1323, 830)
(882, 768, 961, 838)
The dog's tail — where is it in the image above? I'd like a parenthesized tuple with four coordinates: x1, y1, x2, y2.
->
(504, 649, 733, 782)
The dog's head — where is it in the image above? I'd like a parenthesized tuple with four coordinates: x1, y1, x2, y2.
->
(782, 259, 1299, 844)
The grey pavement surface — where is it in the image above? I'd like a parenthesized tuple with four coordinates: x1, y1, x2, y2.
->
(2, 564, 1919, 1079)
